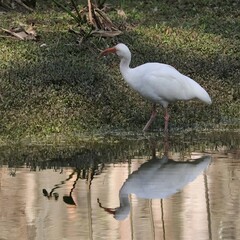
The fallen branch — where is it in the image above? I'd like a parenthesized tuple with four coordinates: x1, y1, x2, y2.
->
(1, 24, 38, 41)
(1, 27, 25, 40)
(0, 34, 18, 39)
(91, 29, 122, 37)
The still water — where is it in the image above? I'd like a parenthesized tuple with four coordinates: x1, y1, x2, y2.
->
(0, 132, 239, 240)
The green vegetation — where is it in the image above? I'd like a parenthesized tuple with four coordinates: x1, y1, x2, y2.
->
(0, 0, 239, 143)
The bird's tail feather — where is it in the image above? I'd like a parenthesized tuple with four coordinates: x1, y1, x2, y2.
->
(196, 86, 212, 104)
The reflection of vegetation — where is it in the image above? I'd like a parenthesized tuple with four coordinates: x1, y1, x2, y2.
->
(0, 132, 239, 170)
(0, 136, 146, 168)
(42, 162, 103, 205)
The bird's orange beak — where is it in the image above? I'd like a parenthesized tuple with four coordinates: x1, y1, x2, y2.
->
(99, 47, 117, 57)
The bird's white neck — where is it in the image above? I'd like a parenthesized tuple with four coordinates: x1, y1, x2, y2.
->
(119, 57, 131, 81)
(119, 193, 130, 206)
(115, 193, 130, 220)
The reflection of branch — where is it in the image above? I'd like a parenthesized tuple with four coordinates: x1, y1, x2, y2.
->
(97, 198, 103, 208)
(42, 188, 59, 200)
(63, 171, 80, 205)
(65, 170, 76, 182)
(204, 173, 212, 240)
(42, 170, 77, 200)
(87, 168, 94, 189)
(42, 163, 100, 204)
(161, 199, 166, 240)
(69, 171, 80, 196)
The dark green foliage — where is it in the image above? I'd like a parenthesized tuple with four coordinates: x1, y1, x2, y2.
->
(52, 0, 85, 25)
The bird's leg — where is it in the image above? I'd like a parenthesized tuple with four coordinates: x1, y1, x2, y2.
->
(164, 107, 170, 133)
(143, 103, 157, 132)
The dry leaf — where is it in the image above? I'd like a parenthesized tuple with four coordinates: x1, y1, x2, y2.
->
(117, 9, 127, 19)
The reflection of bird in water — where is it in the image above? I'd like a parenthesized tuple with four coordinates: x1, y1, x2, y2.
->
(98, 153, 211, 221)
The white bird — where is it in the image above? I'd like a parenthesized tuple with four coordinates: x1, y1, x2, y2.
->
(100, 43, 212, 132)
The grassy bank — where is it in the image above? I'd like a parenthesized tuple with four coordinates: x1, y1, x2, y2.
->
(0, 0, 239, 142)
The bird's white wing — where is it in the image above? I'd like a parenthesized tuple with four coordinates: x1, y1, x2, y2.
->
(130, 63, 195, 105)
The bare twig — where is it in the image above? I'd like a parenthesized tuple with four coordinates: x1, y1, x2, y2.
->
(88, 0, 93, 25)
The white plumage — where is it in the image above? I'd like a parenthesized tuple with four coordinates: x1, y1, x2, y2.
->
(101, 43, 212, 131)
(98, 154, 211, 221)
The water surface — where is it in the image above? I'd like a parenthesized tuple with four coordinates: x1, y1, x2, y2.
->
(0, 132, 239, 240)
